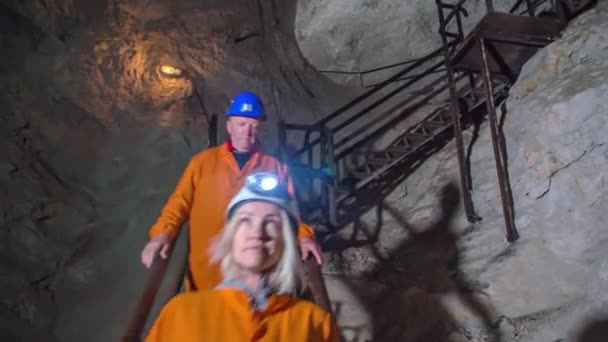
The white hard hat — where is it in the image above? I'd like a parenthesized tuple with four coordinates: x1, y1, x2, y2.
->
(226, 172, 300, 230)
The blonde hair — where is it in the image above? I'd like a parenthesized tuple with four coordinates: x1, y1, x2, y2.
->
(210, 207, 303, 295)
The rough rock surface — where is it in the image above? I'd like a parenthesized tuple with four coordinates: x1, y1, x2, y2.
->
(0, 1, 349, 341)
(322, 2, 608, 341)
(295, 0, 523, 86)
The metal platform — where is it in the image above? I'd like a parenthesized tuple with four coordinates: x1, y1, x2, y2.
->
(450, 12, 564, 81)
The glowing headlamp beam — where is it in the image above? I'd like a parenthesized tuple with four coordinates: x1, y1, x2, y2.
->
(246, 174, 280, 192)
(259, 177, 278, 191)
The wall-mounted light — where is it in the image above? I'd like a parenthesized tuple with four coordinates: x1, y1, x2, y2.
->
(159, 64, 183, 77)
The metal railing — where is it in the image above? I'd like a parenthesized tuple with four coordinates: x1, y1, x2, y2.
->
(279, 43, 458, 225)
(318, 56, 442, 88)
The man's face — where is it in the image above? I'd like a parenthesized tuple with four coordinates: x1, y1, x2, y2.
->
(226, 116, 260, 152)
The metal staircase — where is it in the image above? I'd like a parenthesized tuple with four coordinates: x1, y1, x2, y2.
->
(279, 0, 586, 241)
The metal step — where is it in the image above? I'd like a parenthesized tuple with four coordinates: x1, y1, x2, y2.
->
(386, 145, 413, 155)
(367, 157, 392, 167)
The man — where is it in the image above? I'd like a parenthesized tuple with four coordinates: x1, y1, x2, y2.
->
(140, 91, 323, 291)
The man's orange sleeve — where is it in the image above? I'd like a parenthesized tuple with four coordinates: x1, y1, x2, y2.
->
(149, 157, 200, 241)
(145, 295, 182, 342)
(322, 312, 341, 342)
(280, 163, 315, 240)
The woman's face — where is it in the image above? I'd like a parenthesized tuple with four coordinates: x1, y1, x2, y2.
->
(231, 201, 284, 273)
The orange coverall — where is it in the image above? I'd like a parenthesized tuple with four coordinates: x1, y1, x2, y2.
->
(148, 142, 315, 290)
(145, 288, 339, 342)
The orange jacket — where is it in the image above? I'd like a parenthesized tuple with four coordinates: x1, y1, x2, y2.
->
(149, 142, 315, 290)
(145, 288, 340, 342)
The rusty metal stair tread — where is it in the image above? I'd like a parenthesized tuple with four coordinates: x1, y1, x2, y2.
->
(449, 12, 564, 76)
(367, 157, 393, 167)
(343, 77, 506, 197)
(347, 116, 455, 189)
(299, 76, 505, 225)
(421, 119, 450, 128)
(463, 82, 509, 110)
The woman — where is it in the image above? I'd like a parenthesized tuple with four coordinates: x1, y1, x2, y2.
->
(146, 172, 339, 342)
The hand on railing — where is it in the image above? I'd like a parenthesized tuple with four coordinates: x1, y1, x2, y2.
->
(301, 236, 324, 265)
(124, 247, 175, 342)
(124, 230, 186, 342)
(140, 233, 171, 268)
(303, 257, 332, 314)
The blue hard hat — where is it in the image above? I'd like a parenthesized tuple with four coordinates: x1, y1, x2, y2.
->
(226, 91, 265, 120)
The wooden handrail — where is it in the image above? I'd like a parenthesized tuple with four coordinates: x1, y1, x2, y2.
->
(122, 227, 189, 342)
(122, 257, 172, 342)
(304, 258, 332, 313)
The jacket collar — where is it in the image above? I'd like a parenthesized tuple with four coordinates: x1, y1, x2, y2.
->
(225, 139, 258, 154)
(214, 280, 293, 315)
(215, 278, 270, 311)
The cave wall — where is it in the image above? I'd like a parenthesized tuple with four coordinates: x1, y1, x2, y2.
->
(0, 1, 349, 341)
(295, 0, 525, 86)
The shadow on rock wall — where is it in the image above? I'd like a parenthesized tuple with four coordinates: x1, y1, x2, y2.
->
(574, 318, 608, 342)
(328, 182, 502, 342)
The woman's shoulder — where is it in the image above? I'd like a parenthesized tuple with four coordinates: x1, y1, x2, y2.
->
(165, 290, 222, 310)
(288, 297, 333, 318)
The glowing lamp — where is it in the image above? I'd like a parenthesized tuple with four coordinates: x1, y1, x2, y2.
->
(246, 173, 280, 193)
(159, 64, 183, 77)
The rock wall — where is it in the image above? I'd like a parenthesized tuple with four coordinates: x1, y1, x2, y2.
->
(295, 0, 522, 86)
(0, 1, 349, 341)
(322, 1, 608, 341)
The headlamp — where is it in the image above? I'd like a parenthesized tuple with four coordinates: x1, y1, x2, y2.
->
(245, 172, 286, 197)
(228, 172, 299, 227)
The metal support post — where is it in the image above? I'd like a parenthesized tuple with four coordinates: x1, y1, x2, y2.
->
(525, 0, 535, 17)
(478, 37, 519, 242)
(325, 127, 338, 227)
(319, 127, 329, 225)
(306, 131, 315, 200)
(278, 120, 287, 162)
(486, 0, 495, 12)
(436, 0, 480, 222)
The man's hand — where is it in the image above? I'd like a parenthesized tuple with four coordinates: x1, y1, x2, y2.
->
(300, 237, 323, 265)
(141, 232, 171, 268)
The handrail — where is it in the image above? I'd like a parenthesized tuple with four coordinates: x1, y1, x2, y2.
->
(122, 227, 189, 342)
(318, 56, 422, 76)
(362, 67, 447, 88)
(510, 0, 560, 17)
(334, 70, 462, 161)
(319, 56, 426, 88)
(123, 228, 332, 341)
(304, 258, 332, 313)
(287, 45, 450, 159)
(311, 46, 446, 129)
(331, 59, 446, 154)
